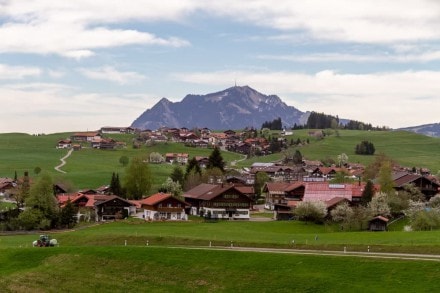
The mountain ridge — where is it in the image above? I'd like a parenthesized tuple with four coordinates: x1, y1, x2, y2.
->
(131, 86, 309, 130)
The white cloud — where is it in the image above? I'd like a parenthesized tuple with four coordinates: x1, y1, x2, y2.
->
(204, 0, 440, 44)
(1, 0, 439, 60)
(0, 82, 155, 133)
(0, 1, 192, 58)
(78, 66, 146, 84)
(258, 51, 440, 63)
(173, 69, 440, 128)
(0, 64, 41, 79)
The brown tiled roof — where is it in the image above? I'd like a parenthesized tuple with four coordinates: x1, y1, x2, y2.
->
(183, 183, 218, 199)
(325, 197, 350, 208)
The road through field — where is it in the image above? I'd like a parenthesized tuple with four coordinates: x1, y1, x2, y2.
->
(54, 148, 73, 173)
(169, 246, 440, 262)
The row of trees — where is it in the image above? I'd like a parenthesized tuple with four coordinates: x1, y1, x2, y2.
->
(261, 117, 283, 130)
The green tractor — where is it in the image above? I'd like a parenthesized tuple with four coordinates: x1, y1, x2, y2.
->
(33, 234, 58, 247)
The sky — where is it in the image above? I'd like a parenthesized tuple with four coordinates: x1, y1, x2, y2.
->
(1, 0, 440, 134)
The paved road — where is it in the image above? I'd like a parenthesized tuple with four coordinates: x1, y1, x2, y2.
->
(167, 245, 440, 262)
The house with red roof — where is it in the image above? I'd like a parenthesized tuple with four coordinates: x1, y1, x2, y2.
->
(57, 193, 135, 221)
(135, 192, 189, 221)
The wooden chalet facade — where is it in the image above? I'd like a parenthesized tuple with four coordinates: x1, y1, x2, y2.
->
(183, 184, 253, 220)
(393, 172, 440, 199)
(57, 194, 135, 221)
(138, 193, 189, 221)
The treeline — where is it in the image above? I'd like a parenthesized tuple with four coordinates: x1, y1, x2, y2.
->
(259, 112, 388, 131)
(261, 117, 282, 130)
(306, 112, 388, 131)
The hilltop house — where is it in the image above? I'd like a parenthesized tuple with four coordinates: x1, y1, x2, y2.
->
(71, 131, 101, 142)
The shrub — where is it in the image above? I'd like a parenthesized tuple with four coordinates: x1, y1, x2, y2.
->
(355, 140, 375, 155)
(294, 201, 327, 224)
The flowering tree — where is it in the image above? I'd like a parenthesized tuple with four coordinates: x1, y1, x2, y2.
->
(294, 201, 327, 223)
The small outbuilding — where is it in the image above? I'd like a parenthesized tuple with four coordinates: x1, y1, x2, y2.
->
(368, 216, 389, 231)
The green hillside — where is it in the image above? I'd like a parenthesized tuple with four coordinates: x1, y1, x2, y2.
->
(0, 129, 439, 190)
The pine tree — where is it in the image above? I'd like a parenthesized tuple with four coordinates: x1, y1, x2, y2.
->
(361, 180, 374, 207)
(170, 165, 184, 186)
(207, 147, 225, 172)
(185, 157, 202, 179)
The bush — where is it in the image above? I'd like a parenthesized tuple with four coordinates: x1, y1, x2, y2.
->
(294, 201, 327, 224)
(355, 140, 375, 155)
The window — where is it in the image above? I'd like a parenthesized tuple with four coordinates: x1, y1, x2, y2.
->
(168, 203, 172, 207)
(177, 213, 181, 219)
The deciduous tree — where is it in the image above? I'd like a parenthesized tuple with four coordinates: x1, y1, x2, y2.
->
(123, 157, 152, 200)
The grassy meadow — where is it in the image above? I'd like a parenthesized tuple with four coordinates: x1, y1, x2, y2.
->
(2, 246, 440, 292)
(0, 129, 439, 190)
(2, 220, 440, 292)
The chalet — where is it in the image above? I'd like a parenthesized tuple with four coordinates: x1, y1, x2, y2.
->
(179, 132, 199, 142)
(368, 216, 389, 231)
(195, 156, 209, 168)
(192, 139, 209, 148)
(71, 131, 101, 142)
(309, 167, 348, 180)
(94, 196, 135, 221)
(183, 184, 253, 220)
(137, 193, 189, 221)
(57, 139, 72, 149)
(60, 194, 135, 221)
(209, 133, 227, 147)
(91, 138, 118, 149)
(251, 165, 306, 182)
(165, 153, 189, 164)
(392, 172, 440, 199)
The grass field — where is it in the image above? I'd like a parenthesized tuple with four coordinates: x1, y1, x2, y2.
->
(2, 220, 440, 254)
(2, 246, 440, 292)
(2, 220, 440, 292)
(1, 129, 439, 190)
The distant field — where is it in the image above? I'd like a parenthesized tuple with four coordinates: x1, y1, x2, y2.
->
(0, 133, 242, 190)
(0, 129, 439, 190)
(238, 129, 440, 173)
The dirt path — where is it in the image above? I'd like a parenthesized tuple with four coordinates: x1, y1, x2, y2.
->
(54, 148, 73, 174)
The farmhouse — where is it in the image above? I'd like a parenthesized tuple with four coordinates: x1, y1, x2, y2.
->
(183, 183, 253, 220)
(263, 181, 373, 211)
(57, 193, 135, 221)
(136, 193, 189, 221)
(165, 153, 189, 164)
(71, 131, 101, 142)
(56, 139, 72, 149)
(392, 172, 440, 199)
